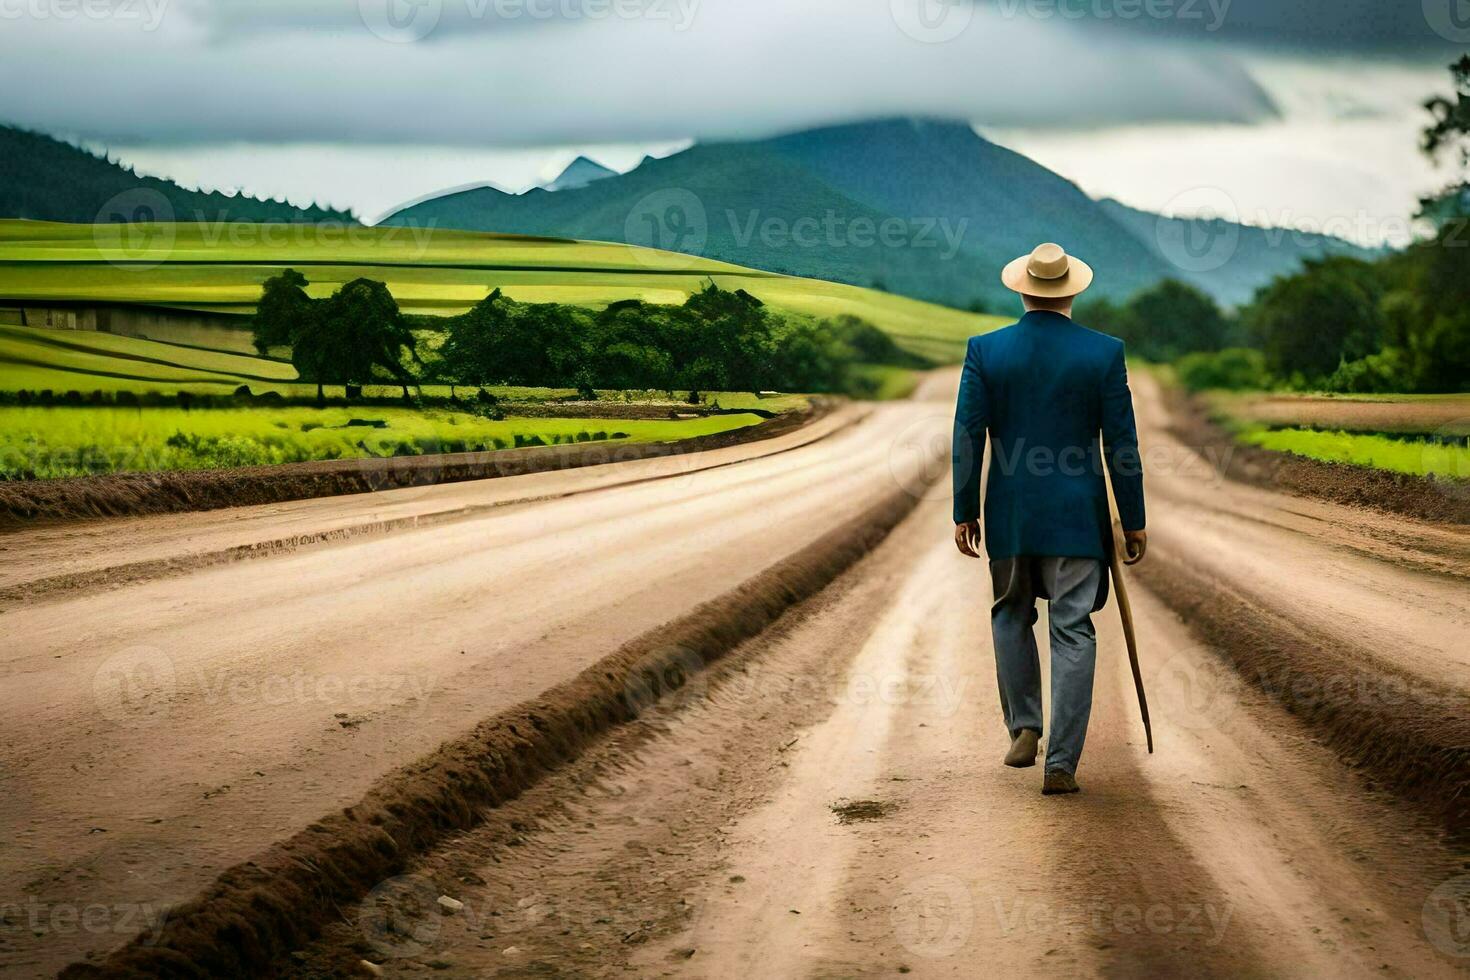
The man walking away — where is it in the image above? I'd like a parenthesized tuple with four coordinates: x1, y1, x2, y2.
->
(951, 243, 1147, 796)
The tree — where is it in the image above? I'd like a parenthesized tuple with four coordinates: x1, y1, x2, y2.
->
(293, 278, 418, 404)
(289, 309, 344, 406)
(1402, 228, 1470, 391)
(1245, 257, 1384, 380)
(1410, 56, 1470, 391)
(439, 288, 509, 397)
(681, 284, 774, 393)
(1126, 279, 1232, 362)
(1074, 296, 1138, 347)
(251, 268, 313, 355)
(1420, 53, 1470, 224)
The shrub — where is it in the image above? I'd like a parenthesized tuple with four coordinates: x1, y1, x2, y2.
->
(1174, 348, 1271, 391)
(1322, 347, 1416, 394)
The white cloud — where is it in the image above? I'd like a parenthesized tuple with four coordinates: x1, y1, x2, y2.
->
(0, 0, 1279, 146)
(985, 55, 1449, 247)
(1, 0, 1455, 236)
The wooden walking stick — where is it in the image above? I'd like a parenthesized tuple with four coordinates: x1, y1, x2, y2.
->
(1108, 514, 1154, 754)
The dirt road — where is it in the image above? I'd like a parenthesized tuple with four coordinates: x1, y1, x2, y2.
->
(0, 396, 947, 976)
(4, 371, 1468, 976)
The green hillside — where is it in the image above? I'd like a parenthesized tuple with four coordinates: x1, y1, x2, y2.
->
(382, 118, 1370, 310)
(0, 219, 996, 366)
(0, 124, 353, 225)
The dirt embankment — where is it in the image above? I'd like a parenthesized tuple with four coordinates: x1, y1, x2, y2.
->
(0, 403, 826, 529)
(1133, 547, 1469, 843)
(59, 480, 926, 979)
(1137, 378, 1470, 842)
(1166, 384, 1470, 526)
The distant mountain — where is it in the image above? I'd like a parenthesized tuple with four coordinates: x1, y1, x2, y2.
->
(383, 117, 1370, 310)
(543, 155, 617, 192)
(0, 124, 354, 225)
(1097, 198, 1375, 306)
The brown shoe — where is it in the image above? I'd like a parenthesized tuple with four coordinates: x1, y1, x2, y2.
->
(1042, 770, 1079, 795)
(1004, 729, 1039, 768)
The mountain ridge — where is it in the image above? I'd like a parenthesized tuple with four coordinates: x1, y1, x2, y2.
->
(0, 124, 354, 225)
(384, 117, 1369, 309)
(543, 155, 617, 192)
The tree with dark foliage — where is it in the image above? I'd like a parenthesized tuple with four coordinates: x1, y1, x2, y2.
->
(251, 268, 314, 356)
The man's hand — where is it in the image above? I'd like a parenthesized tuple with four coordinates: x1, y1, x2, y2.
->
(954, 521, 982, 559)
(1123, 529, 1148, 565)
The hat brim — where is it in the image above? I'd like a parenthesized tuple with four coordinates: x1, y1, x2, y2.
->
(1001, 253, 1094, 298)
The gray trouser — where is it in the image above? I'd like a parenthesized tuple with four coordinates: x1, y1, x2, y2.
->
(989, 556, 1104, 775)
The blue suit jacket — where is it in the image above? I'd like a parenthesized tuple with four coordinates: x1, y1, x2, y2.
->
(951, 311, 1146, 562)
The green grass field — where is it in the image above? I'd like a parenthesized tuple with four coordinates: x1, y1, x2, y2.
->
(0, 219, 1000, 479)
(1237, 426, 1470, 481)
(1192, 387, 1470, 482)
(0, 220, 998, 364)
(0, 405, 761, 479)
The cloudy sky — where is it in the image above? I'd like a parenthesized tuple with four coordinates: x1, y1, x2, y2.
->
(0, 0, 1461, 242)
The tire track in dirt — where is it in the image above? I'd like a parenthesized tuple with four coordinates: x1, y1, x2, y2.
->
(269, 510, 1466, 978)
(57, 457, 938, 976)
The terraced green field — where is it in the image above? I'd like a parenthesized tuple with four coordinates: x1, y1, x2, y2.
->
(0, 220, 999, 478)
(0, 220, 996, 364)
(0, 323, 297, 392)
(0, 405, 764, 480)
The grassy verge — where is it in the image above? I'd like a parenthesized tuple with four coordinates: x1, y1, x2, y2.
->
(1234, 426, 1470, 481)
(0, 406, 762, 479)
(1182, 385, 1470, 482)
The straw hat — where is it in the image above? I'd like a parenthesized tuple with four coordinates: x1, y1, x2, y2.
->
(1000, 242, 1094, 298)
